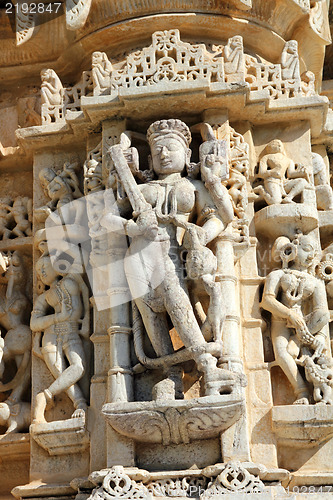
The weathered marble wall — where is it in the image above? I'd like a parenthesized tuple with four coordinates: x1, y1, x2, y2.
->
(1, 2, 333, 499)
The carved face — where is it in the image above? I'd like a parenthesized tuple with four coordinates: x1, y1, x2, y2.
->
(232, 36, 242, 47)
(294, 236, 316, 269)
(266, 140, 284, 154)
(92, 52, 104, 66)
(41, 69, 52, 81)
(287, 41, 298, 53)
(36, 256, 59, 286)
(150, 136, 189, 175)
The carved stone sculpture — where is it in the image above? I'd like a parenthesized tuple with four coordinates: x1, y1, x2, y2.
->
(0, 400, 31, 434)
(281, 40, 300, 80)
(11, 197, 32, 237)
(0, 196, 32, 240)
(40, 69, 63, 107)
(0, 198, 13, 240)
(31, 255, 90, 423)
(261, 233, 331, 404)
(92, 52, 113, 95)
(302, 355, 333, 404)
(101, 119, 238, 397)
(223, 35, 245, 78)
(2, 1, 333, 494)
(0, 251, 32, 408)
(36, 161, 83, 224)
(312, 151, 333, 210)
(253, 140, 311, 206)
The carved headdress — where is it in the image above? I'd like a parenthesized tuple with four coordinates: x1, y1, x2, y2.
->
(147, 119, 191, 148)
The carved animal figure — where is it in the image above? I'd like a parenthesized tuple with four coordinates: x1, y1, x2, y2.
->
(302, 356, 333, 405)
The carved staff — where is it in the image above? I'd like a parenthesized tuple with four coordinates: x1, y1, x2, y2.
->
(108, 137, 155, 219)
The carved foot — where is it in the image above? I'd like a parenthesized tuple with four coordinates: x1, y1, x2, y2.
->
(281, 196, 296, 204)
(152, 366, 184, 401)
(293, 397, 309, 405)
(71, 401, 87, 419)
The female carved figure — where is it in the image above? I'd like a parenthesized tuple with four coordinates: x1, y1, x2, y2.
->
(253, 140, 310, 205)
(37, 162, 83, 224)
(261, 233, 330, 404)
(0, 252, 31, 403)
(31, 255, 90, 423)
(40, 69, 63, 107)
(102, 119, 237, 396)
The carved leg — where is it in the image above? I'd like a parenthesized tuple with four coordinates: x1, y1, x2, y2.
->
(261, 180, 283, 205)
(283, 178, 308, 203)
(134, 298, 183, 399)
(163, 278, 235, 395)
(134, 297, 174, 357)
(33, 344, 60, 424)
(50, 340, 87, 417)
(271, 322, 309, 403)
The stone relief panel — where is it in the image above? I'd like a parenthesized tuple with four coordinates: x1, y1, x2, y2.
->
(31, 158, 91, 427)
(0, 197, 32, 241)
(101, 119, 242, 396)
(261, 232, 331, 405)
(3, 13, 333, 494)
(36, 31, 317, 126)
(252, 140, 313, 207)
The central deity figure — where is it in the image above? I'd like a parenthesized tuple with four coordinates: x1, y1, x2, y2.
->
(102, 119, 238, 396)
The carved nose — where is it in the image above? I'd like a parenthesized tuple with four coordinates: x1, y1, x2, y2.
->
(160, 146, 169, 159)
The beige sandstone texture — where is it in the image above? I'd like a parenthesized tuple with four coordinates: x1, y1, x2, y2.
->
(1, 0, 333, 499)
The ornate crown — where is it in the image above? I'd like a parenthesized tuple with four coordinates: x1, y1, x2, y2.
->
(147, 119, 192, 147)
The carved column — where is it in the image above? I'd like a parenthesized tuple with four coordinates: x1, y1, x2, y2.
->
(102, 119, 135, 467)
(202, 109, 250, 462)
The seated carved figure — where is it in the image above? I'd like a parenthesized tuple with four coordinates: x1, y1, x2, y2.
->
(281, 40, 300, 81)
(40, 69, 63, 107)
(101, 119, 238, 396)
(31, 255, 90, 424)
(92, 52, 113, 95)
(261, 233, 330, 404)
(253, 140, 310, 206)
(223, 36, 244, 76)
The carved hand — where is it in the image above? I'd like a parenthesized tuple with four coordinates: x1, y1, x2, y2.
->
(56, 302, 72, 322)
(312, 335, 326, 357)
(32, 332, 43, 359)
(201, 154, 228, 182)
(287, 310, 307, 329)
(100, 213, 126, 232)
(135, 210, 158, 239)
